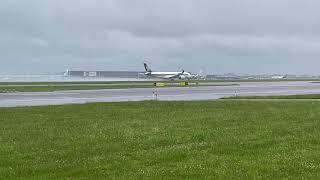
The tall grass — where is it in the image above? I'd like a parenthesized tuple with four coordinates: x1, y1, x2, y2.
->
(1, 101, 320, 178)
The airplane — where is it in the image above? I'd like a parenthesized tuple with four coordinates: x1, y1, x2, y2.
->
(271, 75, 287, 79)
(143, 63, 196, 80)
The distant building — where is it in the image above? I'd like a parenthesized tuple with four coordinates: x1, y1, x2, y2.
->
(206, 74, 240, 80)
(65, 71, 145, 79)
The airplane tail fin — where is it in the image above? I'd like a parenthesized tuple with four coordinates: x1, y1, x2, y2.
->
(63, 69, 69, 77)
(144, 63, 152, 72)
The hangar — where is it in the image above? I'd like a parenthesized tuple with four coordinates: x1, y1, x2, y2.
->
(65, 70, 147, 79)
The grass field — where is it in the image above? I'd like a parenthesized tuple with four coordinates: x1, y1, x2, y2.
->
(0, 81, 162, 92)
(0, 81, 238, 92)
(0, 79, 318, 92)
(0, 79, 319, 86)
(1, 100, 320, 178)
(0, 85, 153, 92)
(224, 94, 320, 99)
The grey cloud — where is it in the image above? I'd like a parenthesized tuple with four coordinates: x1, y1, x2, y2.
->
(0, 0, 320, 74)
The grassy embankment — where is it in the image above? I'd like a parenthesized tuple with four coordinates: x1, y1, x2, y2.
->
(224, 94, 320, 99)
(1, 100, 320, 178)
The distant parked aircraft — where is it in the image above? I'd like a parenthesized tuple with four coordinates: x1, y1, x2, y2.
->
(143, 63, 196, 80)
(271, 75, 287, 79)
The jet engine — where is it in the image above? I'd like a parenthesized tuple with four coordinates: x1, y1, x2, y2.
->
(179, 75, 186, 80)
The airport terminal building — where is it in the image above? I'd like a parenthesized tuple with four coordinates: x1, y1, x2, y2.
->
(65, 70, 147, 79)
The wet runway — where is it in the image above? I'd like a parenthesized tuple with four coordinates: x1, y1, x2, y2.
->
(1, 81, 320, 107)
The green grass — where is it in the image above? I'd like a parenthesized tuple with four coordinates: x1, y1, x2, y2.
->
(0, 78, 318, 86)
(0, 85, 153, 92)
(0, 78, 318, 92)
(224, 94, 320, 99)
(1, 100, 320, 179)
(0, 82, 238, 92)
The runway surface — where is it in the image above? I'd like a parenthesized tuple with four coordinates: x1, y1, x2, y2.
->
(1, 81, 320, 107)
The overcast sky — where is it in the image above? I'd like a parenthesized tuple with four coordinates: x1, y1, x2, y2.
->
(1, 0, 320, 74)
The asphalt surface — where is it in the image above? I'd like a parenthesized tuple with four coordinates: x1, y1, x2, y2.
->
(1, 81, 320, 107)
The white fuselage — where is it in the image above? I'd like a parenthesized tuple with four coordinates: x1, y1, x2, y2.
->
(142, 63, 196, 80)
(271, 76, 285, 79)
(145, 71, 194, 80)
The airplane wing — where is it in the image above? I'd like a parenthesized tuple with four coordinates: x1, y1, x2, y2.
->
(165, 70, 185, 79)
